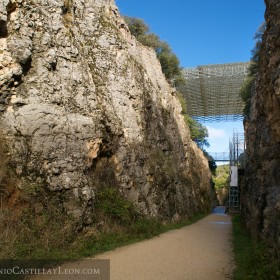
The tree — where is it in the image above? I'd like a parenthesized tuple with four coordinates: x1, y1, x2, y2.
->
(213, 164, 230, 190)
(187, 117, 210, 150)
(251, 22, 266, 64)
(124, 16, 209, 151)
(239, 76, 255, 115)
(157, 51, 181, 80)
(138, 33, 161, 49)
(123, 16, 149, 38)
(123, 16, 185, 85)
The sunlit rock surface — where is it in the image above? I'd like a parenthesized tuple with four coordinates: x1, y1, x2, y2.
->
(0, 0, 212, 224)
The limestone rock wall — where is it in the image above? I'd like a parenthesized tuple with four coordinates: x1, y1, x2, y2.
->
(242, 0, 280, 248)
(0, 0, 212, 224)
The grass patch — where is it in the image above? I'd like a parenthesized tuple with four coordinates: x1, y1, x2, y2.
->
(232, 215, 280, 280)
(0, 177, 208, 280)
(0, 210, 206, 280)
(0, 184, 207, 261)
(77, 187, 207, 257)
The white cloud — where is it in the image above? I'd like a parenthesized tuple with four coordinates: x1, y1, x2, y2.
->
(206, 127, 226, 139)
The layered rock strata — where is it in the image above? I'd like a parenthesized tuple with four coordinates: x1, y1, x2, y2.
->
(0, 0, 212, 224)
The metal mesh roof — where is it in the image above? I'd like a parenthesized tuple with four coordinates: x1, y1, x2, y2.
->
(180, 62, 250, 122)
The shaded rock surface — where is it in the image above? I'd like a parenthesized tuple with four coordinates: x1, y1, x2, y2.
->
(242, 0, 280, 248)
(0, 0, 212, 224)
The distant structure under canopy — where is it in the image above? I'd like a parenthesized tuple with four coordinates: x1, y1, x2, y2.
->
(181, 62, 250, 122)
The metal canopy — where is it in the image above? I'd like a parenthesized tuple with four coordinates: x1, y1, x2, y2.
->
(180, 62, 250, 122)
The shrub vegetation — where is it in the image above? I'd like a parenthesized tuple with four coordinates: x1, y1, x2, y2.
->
(240, 23, 266, 116)
(232, 215, 280, 280)
(213, 164, 229, 191)
(0, 181, 206, 263)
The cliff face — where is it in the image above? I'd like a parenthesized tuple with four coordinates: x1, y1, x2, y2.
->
(242, 0, 280, 248)
(0, 0, 212, 224)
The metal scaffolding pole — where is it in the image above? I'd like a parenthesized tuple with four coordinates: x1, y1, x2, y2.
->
(228, 132, 246, 213)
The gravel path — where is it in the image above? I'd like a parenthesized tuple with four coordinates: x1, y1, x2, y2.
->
(31, 210, 234, 280)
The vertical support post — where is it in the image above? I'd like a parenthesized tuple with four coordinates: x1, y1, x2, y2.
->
(236, 133, 239, 166)
(229, 166, 239, 213)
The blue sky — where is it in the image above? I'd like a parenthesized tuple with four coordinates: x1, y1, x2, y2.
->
(115, 0, 266, 156)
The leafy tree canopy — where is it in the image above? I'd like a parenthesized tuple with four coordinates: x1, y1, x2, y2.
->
(123, 16, 184, 84)
(123, 16, 149, 38)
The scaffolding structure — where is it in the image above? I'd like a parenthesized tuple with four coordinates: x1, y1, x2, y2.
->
(228, 132, 246, 213)
(181, 62, 250, 122)
(205, 152, 230, 162)
(229, 132, 246, 168)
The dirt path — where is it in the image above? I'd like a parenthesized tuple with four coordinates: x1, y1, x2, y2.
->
(32, 210, 234, 280)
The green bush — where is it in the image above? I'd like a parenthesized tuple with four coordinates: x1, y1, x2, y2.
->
(232, 215, 280, 280)
(95, 187, 140, 225)
(124, 16, 185, 85)
(0, 184, 78, 260)
(240, 76, 254, 116)
(213, 164, 229, 190)
(123, 16, 149, 38)
(157, 51, 181, 80)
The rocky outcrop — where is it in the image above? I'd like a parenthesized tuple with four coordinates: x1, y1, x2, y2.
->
(0, 0, 212, 225)
(242, 0, 280, 249)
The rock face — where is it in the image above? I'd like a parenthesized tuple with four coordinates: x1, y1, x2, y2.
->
(242, 0, 280, 248)
(0, 0, 212, 224)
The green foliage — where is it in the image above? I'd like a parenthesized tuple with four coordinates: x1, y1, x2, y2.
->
(0, 180, 207, 280)
(232, 215, 280, 280)
(124, 16, 185, 85)
(187, 117, 209, 150)
(213, 164, 229, 190)
(251, 22, 266, 65)
(157, 51, 181, 80)
(138, 33, 161, 49)
(0, 178, 208, 265)
(176, 89, 210, 151)
(240, 76, 255, 115)
(240, 23, 266, 116)
(95, 187, 140, 225)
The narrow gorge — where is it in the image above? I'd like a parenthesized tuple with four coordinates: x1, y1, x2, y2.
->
(1, 0, 279, 277)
